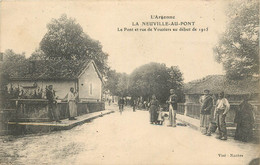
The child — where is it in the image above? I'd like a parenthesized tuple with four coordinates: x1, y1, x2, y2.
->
(157, 107, 164, 125)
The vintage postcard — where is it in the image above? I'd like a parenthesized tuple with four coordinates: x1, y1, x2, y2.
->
(0, 0, 259, 164)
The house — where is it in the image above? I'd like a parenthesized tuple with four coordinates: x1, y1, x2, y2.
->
(184, 75, 260, 104)
(0, 59, 105, 135)
(7, 59, 104, 102)
(179, 75, 260, 137)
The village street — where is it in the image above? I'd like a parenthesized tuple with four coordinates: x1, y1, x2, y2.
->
(0, 104, 259, 165)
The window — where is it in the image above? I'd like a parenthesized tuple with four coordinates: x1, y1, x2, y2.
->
(89, 83, 93, 95)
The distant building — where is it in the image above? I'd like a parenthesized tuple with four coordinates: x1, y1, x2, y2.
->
(7, 59, 104, 102)
(184, 75, 260, 104)
(180, 75, 260, 137)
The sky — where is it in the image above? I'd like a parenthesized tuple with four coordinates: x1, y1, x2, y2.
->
(0, 0, 229, 82)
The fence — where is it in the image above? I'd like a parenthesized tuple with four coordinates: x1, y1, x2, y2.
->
(177, 102, 260, 128)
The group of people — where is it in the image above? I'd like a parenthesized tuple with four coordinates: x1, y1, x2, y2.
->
(0, 84, 44, 109)
(148, 89, 178, 127)
(200, 89, 255, 142)
(122, 88, 255, 142)
(117, 97, 139, 113)
(46, 85, 79, 122)
(200, 90, 229, 140)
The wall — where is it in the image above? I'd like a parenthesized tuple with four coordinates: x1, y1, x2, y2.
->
(1, 101, 105, 135)
(0, 109, 16, 135)
(55, 102, 103, 119)
(78, 62, 102, 101)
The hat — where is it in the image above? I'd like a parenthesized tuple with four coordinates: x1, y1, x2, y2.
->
(204, 89, 210, 92)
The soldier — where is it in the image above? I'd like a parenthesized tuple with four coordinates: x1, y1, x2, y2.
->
(214, 91, 230, 140)
(200, 89, 213, 135)
(46, 85, 61, 123)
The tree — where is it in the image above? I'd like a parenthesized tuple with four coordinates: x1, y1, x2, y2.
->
(214, 0, 259, 80)
(29, 48, 46, 60)
(1, 49, 28, 78)
(128, 63, 184, 103)
(105, 69, 129, 97)
(104, 63, 184, 103)
(167, 66, 184, 100)
(116, 73, 129, 97)
(39, 14, 108, 75)
(105, 69, 120, 95)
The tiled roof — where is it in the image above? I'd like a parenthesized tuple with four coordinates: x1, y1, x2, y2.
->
(184, 75, 260, 95)
(9, 59, 91, 80)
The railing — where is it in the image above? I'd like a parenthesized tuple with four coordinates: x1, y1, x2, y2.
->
(10, 99, 49, 122)
(7, 99, 105, 122)
(186, 103, 201, 119)
(177, 102, 260, 128)
(177, 103, 185, 115)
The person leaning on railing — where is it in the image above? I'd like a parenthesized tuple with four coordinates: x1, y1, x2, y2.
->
(46, 85, 61, 123)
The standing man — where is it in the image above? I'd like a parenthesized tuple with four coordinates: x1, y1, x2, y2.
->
(118, 97, 125, 114)
(46, 85, 61, 123)
(67, 87, 78, 120)
(167, 89, 178, 127)
(214, 91, 230, 140)
(133, 99, 136, 112)
(108, 96, 111, 106)
(200, 89, 213, 135)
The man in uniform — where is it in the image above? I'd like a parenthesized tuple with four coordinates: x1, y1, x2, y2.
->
(46, 85, 61, 123)
(200, 89, 213, 135)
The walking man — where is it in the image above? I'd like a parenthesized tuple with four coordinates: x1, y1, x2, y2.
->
(214, 91, 230, 140)
(133, 99, 136, 112)
(46, 85, 61, 122)
(167, 89, 178, 127)
(200, 89, 213, 135)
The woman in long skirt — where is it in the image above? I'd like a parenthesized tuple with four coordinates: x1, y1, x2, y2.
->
(149, 94, 159, 124)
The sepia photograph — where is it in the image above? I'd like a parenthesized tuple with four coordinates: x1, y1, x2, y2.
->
(0, 0, 259, 164)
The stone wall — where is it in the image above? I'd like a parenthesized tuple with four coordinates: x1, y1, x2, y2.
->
(0, 100, 105, 135)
